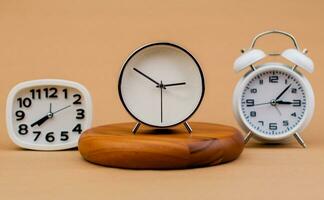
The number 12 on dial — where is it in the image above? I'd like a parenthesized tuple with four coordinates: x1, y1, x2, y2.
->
(6, 79, 93, 150)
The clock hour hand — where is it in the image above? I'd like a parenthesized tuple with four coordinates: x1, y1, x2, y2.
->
(275, 84, 292, 100)
(163, 82, 186, 88)
(133, 68, 159, 86)
(31, 103, 52, 127)
(31, 115, 49, 127)
(276, 100, 293, 105)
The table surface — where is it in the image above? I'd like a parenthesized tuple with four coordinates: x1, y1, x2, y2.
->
(1, 0, 324, 199)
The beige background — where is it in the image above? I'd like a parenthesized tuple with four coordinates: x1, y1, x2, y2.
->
(1, 0, 324, 199)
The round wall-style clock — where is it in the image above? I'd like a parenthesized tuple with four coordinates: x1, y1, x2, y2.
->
(233, 30, 315, 148)
(6, 79, 92, 150)
(118, 42, 205, 133)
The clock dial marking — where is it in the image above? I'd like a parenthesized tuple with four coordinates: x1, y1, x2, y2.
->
(240, 70, 307, 136)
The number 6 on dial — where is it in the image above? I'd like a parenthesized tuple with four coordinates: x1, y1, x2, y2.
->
(6, 79, 93, 150)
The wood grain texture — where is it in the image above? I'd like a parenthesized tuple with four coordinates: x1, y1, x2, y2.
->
(78, 122, 244, 169)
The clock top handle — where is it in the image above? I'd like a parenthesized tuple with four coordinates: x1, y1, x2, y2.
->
(249, 30, 300, 55)
(234, 30, 314, 73)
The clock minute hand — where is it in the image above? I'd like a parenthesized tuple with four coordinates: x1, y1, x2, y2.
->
(275, 84, 292, 101)
(133, 68, 159, 86)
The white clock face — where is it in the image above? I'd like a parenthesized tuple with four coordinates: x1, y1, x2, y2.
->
(6, 80, 92, 150)
(239, 66, 309, 139)
(119, 43, 204, 127)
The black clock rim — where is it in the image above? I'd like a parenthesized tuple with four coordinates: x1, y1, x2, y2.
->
(118, 42, 205, 128)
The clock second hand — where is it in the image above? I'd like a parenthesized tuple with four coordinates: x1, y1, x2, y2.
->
(274, 106, 282, 116)
(52, 105, 71, 114)
(253, 102, 270, 106)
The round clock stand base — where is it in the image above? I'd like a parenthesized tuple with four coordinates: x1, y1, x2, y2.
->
(78, 122, 244, 170)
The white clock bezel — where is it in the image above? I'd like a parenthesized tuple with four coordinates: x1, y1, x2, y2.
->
(233, 63, 315, 141)
(6, 79, 93, 150)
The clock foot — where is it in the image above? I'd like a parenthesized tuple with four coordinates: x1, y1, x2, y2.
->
(183, 121, 192, 134)
(293, 132, 307, 148)
(244, 131, 253, 144)
(132, 122, 141, 134)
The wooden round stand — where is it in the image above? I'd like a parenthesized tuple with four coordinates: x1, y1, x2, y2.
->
(78, 122, 244, 169)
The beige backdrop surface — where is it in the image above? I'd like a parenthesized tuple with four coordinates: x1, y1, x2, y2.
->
(0, 0, 324, 199)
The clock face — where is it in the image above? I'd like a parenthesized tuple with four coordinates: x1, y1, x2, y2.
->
(239, 66, 309, 139)
(119, 43, 205, 127)
(6, 80, 92, 150)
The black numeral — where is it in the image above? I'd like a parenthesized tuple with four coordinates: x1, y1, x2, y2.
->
(72, 124, 82, 134)
(30, 89, 41, 99)
(291, 88, 297, 93)
(76, 109, 85, 119)
(283, 120, 289, 126)
(18, 124, 28, 135)
(17, 97, 32, 108)
(269, 76, 279, 83)
(33, 131, 41, 141)
(250, 88, 257, 93)
(250, 111, 256, 117)
(31, 88, 59, 99)
(258, 121, 264, 126)
(45, 132, 55, 142)
(15, 110, 25, 121)
(291, 112, 297, 117)
(246, 99, 255, 107)
(44, 88, 58, 98)
(60, 131, 69, 141)
(269, 123, 278, 130)
(293, 99, 301, 107)
(73, 94, 82, 104)
(63, 89, 68, 99)
(259, 79, 263, 85)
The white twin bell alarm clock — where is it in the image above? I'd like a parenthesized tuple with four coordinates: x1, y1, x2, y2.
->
(233, 30, 315, 148)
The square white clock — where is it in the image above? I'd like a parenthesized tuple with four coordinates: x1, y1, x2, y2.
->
(6, 79, 93, 150)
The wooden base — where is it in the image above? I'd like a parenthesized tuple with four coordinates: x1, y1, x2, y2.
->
(78, 122, 244, 169)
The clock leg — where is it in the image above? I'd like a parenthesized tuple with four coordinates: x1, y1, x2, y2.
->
(293, 132, 307, 148)
(132, 122, 141, 134)
(183, 121, 192, 134)
(244, 131, 253, 144)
